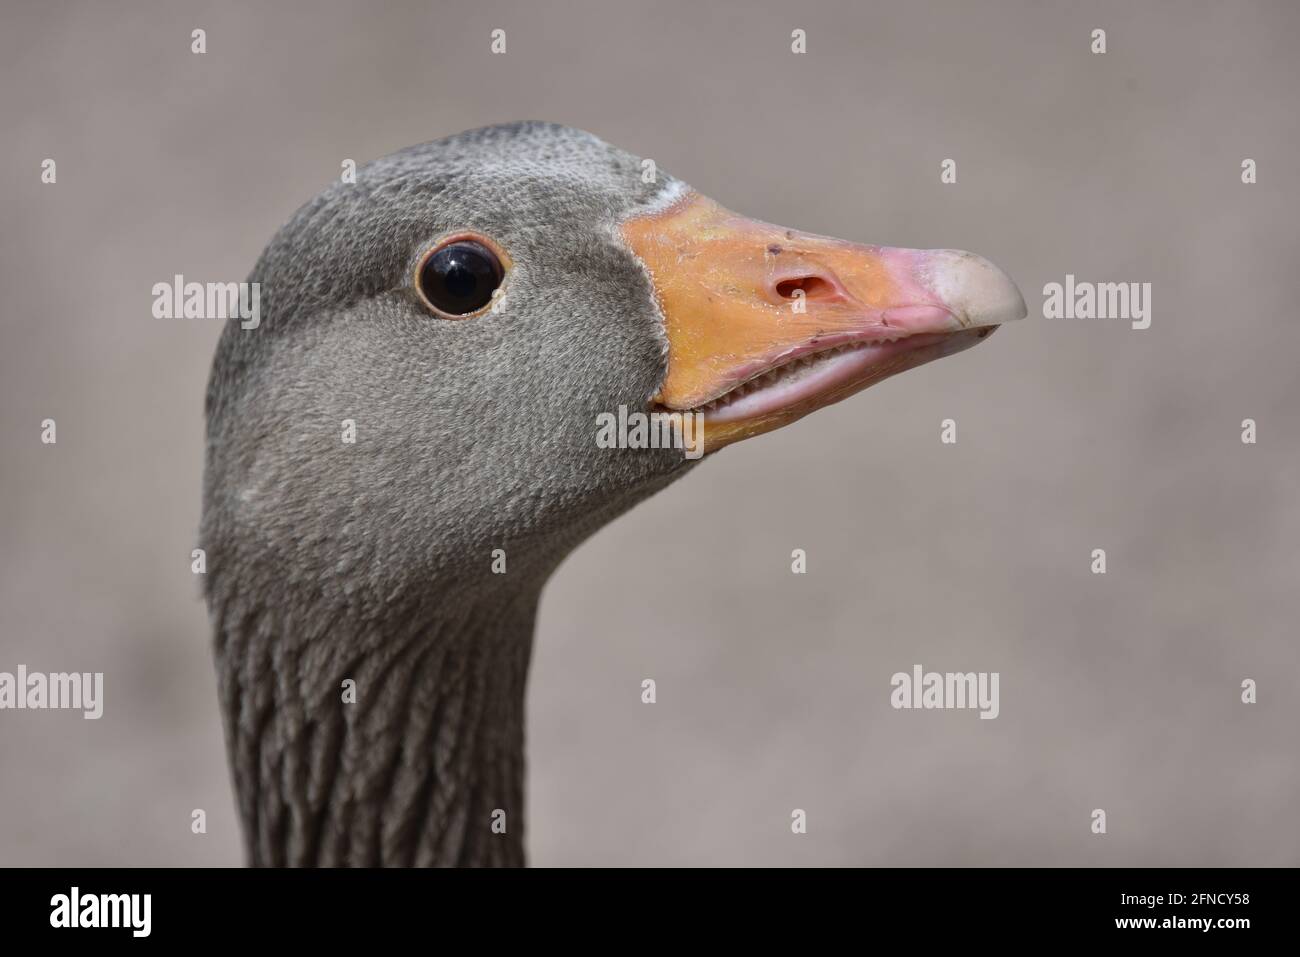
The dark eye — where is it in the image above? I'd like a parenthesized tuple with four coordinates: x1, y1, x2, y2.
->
(416, 238, 505, 316)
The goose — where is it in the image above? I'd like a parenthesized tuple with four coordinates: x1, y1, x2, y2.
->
(201, 121, 1026, 866)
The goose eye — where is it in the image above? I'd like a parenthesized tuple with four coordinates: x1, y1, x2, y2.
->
(416, 239, 505, 316)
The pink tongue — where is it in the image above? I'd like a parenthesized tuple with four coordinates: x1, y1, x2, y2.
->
(707, 342, 878, 423)
(706, 332, 956, 424)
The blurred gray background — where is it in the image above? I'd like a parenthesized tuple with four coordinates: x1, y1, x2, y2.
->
(1, 0, 1297, 866)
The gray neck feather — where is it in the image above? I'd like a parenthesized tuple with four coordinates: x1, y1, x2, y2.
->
(213, 582, 538, 867)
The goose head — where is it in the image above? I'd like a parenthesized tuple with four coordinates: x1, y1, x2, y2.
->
(202, 122, 1025, 866)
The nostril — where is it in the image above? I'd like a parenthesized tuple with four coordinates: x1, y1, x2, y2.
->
(775, 275, 838, 301)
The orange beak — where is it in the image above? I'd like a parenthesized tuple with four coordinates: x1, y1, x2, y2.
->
(622, 191, 1026, 452)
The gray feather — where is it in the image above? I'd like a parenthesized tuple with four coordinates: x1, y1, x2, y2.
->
(202, 123, 697, 866)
